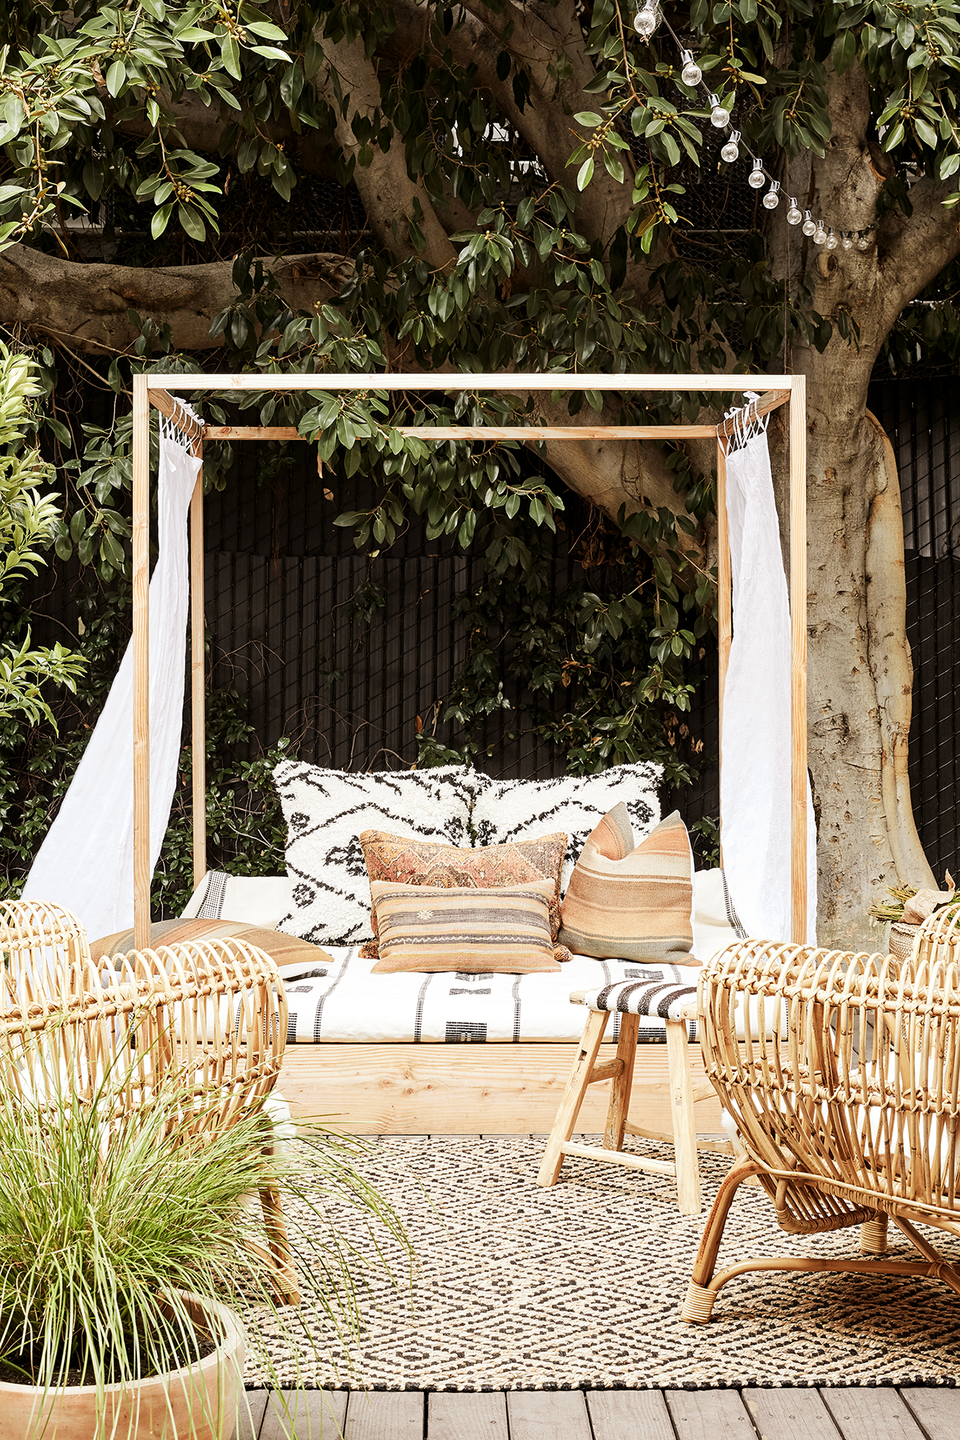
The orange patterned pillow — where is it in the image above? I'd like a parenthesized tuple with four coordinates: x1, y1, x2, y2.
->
(369, 880, 563, 973)
(558, 805, 697, 964)
(358, 830, 568, 958)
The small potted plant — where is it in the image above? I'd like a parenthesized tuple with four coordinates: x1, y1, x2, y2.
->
(0, 1028, 407, 1440)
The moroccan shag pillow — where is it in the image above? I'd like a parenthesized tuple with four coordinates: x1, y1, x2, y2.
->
(557, 804, 697, 964)
(357, 829, 568, 959)
(369, 880, 566, 974)
(273, 762, 475, 946)
(468, 761, 662, 889)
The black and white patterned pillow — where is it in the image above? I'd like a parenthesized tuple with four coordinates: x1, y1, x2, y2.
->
(273, 763, 475, 946)
(468, 762, 662, 890)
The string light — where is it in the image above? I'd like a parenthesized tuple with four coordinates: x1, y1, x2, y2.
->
(629, 0, 876, 256)
(720, 130, 740, 163)
(633, 0, 662, 38)
(709, 94, 730, 128)
(679, 50, 702, 87)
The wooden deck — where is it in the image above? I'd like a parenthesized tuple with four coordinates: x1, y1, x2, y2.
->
(238, 1386, 960, 1438)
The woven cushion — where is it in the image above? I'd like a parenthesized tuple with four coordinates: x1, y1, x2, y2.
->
(89, 917, 335, 972)
(468, 762, 661, 889)
(273, 762, 474, 946)
(369, 880, 565, 973)
(573, 977, 697, 1021)
(557, 805, 697, 964)
(358, 830, 568, 959)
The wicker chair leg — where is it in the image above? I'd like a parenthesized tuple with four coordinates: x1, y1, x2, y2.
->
(684, 1156, 764, 1321)
(680, 1279, 717, 1324)
(259, 1184, 301, 1306)
(860, 1213, 889, 1255)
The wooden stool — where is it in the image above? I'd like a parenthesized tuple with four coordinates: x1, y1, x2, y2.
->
(536, 978, 716, 1215)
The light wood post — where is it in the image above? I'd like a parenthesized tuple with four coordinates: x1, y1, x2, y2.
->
(132, 374, 151, 951)
(190, 446, 207, 889)
(789, 377, 808, 943)
(716, 435, 731, 859)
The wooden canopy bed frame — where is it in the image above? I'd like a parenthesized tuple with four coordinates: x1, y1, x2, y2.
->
(130, 371, 807, 1134)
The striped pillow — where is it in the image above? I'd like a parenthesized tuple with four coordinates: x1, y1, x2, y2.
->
(557, 806, 697, 965)
(358, 830, 568, 958)
(369, 880, 563, 973)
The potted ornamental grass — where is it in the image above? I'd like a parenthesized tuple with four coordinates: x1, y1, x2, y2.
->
(0, 1028, 408, 1440)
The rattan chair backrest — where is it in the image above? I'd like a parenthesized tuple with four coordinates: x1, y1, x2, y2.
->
(700, 938, 960, 1222)
(0, 902, 287, 1135)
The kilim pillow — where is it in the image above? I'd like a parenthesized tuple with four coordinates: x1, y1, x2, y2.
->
(557, 804, 698, 964)
(357, 830, 568, 959)
(468, 762, 662, 889)
(273, 762, 474, 946)
(369, 880, 566, 973)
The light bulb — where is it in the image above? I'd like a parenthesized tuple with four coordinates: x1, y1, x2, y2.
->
(633, 0, 661, 39)
(680, 50, 702, 87)
(813, 223, 827, 244)
(709, 94, 730, 128)
(720, 130, 740, 163)
(801, 210, 815, 237)
(762, 181, 780, 210)
(856, 233, 870, 251)
(747, 160, 765, 189)
(841, 233, 853, 250)
(786, 198, 803, 225)
(826, 229, 838, 250)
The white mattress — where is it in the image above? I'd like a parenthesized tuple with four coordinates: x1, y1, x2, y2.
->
(278, 949, 700, 1044)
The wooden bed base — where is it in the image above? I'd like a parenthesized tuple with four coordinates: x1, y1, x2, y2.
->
(279, 1040, 725, 1136)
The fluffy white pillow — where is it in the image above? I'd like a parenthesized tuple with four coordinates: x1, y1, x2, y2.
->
(469, 762, 662, 889)
(273, 762, 475, 946)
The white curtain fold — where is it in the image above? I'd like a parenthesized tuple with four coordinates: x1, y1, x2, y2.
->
(720, 420, 817, 943)
(24, 410, 201, 939)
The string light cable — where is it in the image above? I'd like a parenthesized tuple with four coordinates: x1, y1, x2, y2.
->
(629, 0, 876, 252)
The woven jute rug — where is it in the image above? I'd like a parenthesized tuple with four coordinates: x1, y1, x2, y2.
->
(243, 1136, 960, 1390)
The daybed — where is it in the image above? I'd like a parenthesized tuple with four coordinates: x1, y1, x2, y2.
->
(153, 762, 745, 1135)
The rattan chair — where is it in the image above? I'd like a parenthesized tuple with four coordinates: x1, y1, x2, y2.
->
(682, 937, 960, 1323)
(0, 900, 300, 1304)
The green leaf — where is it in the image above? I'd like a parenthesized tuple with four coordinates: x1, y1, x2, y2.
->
(106, 59, 127, 97)
(576, 156, 594, 190)
(574, 112, 604, 127)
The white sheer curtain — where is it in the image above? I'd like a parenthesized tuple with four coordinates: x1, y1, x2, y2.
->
(720, 415, 817, 943)
(24, 409, 201, 939)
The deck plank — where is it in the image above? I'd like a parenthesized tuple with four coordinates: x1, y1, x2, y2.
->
(427, 1391, 509, 1439)
(742, 1389, 840, 1439)
(344, 1390, 424, 1440)
(234, 1391, 269, 1440)
(898, 1389, 960, 1440)
(665, 1388, 757, 1439)
(259, 1390, 349, 1439)
(587, 1389, 678, 1439)
(506, 1390, 593, 1439)
(819, 1389, 927, 1440)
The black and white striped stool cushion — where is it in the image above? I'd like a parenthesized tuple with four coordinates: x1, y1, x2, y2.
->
(574, 978, 697, 1021)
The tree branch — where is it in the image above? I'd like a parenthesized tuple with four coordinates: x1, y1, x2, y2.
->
(313, 32, 457, 271)
(0, 245, 352, 355)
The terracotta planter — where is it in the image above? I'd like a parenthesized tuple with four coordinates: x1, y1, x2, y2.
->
(0, 1292, 246, 1440)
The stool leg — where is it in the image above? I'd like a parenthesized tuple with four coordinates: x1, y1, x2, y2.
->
(537, 1010, 609, 1188)
(604, 1012, 639, 1153)
(665, 1015, 701, 1215)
